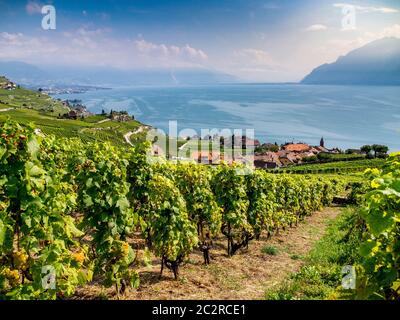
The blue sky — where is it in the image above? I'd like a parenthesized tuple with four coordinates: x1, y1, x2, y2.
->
(0, 0, 399, 81)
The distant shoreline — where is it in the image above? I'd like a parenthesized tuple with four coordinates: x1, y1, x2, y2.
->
(32, 85, 111, 95)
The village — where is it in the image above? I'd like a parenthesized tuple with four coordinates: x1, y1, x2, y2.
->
(0, 79, 17, 90)
(181, 135, 344, 169)
(58, 99, 134, 122)
(253, 137, 341, 169)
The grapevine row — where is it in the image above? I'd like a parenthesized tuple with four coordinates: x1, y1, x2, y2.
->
(0, 121, 346, 299)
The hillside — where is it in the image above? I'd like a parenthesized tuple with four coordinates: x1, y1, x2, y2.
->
(301, 37, 400, 85)
(0, 61, 49, 84)
(0, 76, 8, 85)
(0, 77, 68, 116)
(0, 77, 147, 146)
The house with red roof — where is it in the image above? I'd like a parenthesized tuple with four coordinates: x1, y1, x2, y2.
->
(191, 151, 220, 164)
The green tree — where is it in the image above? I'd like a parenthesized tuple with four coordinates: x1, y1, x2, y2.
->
(271, 145, 279, 152)
(360, 145, 372, 156)
(303, 155, 317, 163)
(371, 144, 389, 158)
(317, 152, 331, 161)
(376, 145, 388, 158)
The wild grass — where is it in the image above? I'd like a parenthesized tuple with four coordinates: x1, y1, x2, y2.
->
(265, 207, 363, 300)
(262, 245, 279, 256)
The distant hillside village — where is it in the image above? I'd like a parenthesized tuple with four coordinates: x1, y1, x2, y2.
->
(57, 99, 134, 122)
(0, 79, 17, 90)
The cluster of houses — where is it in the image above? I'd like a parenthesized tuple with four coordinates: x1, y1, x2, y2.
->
(60, 100, 134, 122)
(253, 138, 339, 169)
(108, 110, 134, 122)
(60, 100, 93, 119)
(0, 80, 17, 90)
(153, 135, 341, 169)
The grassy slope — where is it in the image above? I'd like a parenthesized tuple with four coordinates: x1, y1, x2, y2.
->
(0, 76, 9, 85)
(0, 86, 68, 116)
(265, 207, 363, 300)
(0, 84, 146, 147)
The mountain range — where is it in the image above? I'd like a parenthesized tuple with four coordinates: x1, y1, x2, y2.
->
(301, 37, 400, 85)
(0, 62, 238, 87)
(1, 37, 399, 87)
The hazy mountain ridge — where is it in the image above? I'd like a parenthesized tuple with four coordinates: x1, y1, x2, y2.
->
(0, 61, 49, 83)
(3, 38, 399, 87)
(301, 38, 400, 85)
(0, 61, 238, 87)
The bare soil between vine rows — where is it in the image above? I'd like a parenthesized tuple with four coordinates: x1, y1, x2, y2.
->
(73, 206, 341, 300)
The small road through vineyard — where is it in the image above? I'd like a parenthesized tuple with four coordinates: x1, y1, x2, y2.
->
(75, 206, 342, 300)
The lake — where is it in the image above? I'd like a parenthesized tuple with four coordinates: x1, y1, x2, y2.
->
(54, 84, 400, 151)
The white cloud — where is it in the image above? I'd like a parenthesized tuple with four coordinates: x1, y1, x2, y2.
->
(367, 24, 400, 39)
(233, 48, 276, 67)
(333, 3, 398, 13)
(306, 24, 328, 31)
(311, 23, 400, 72)
(219, 48, 294, 81)
(134, 39, 208, 61)
(76, 27, 112, 37)
(0, 30, 208, 69)
(0, 32, 24, 42)
(25, 0, 42, 15)
(0, 32, 58, 61)
(330, 24, 400, 53)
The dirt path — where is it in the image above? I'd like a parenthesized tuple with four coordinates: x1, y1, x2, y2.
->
(75, 206, 341, 300)
(96, 118, 111, 124)
(0, 107, 14, 112)
(124, 126, 147, 146)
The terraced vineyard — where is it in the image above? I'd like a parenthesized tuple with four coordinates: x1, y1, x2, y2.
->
(0, 85, 145, 147)
(0, 86, 68, 116)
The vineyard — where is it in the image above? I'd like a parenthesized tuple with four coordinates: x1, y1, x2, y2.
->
(270, 159, 386, 174)
(0, 106, 144, 147)
(0, 120, 398, 300)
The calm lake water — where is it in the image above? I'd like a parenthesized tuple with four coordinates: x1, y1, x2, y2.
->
(55, 84, 400, 151)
